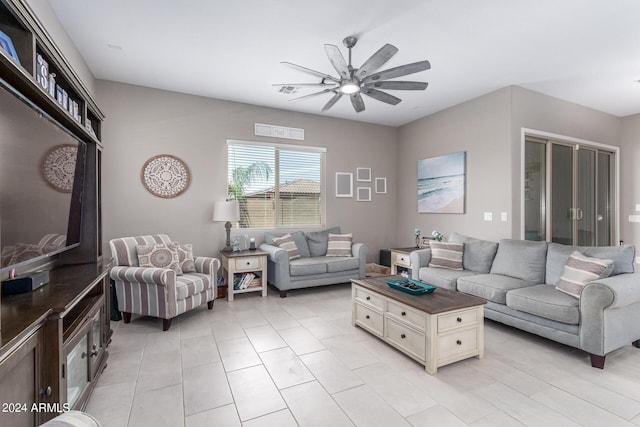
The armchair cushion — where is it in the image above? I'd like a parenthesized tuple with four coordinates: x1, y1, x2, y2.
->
(175, 243, 196, 273)
(176, 273, 212, 300)
(137, 242, 182, 274)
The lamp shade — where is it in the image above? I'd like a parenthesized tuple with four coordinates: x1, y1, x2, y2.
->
(213, 200, 240, 222)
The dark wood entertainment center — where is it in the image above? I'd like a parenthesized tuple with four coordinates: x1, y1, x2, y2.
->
(0, 1, 108, 425)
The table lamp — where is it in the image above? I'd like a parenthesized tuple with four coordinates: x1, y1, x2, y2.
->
(213, 201, 240, 252)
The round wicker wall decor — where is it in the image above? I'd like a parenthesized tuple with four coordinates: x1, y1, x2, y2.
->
(41, 144, 77, 193)
(141, 154, 190, 198)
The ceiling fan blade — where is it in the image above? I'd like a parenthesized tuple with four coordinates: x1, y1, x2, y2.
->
(324, 44, 350, 79)
(322, 92, 343, 111)
(281, 62, 340, 83)
(356, 44, 398, 79)
(362, 60, 431, 84)
(350, 93, 366, 113)
(288, 88, 334, 102)
(272, 82, 337, 87)
(362, 88, 401, 105)
(363, 81, 428, 90)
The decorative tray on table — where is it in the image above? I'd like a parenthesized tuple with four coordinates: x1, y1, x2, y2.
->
(386, 278, 436, 295)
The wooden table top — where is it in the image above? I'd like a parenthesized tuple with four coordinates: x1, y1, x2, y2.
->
(351, 275, 486, 315)
(220, 249, 268, 259)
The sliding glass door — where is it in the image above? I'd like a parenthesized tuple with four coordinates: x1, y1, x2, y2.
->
(524, 137, 614, 246)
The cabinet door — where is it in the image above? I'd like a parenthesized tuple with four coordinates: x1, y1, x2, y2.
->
(64, 324, 91, 409)
(89, 306, 104, 378)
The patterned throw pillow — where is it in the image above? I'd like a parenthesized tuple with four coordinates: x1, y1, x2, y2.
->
(555, 251, 614, 298)
(173, 243, 196, 273)
(137, 243, 183, 274)
(429, 241, 464, 270)
(326, 233, 353, 257)
(272, 233, 301, 260)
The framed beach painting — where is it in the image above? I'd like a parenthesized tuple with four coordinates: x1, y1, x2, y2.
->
(418, 151, 466, 213)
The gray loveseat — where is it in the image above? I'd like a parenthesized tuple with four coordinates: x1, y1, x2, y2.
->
(260, 226, 368, 297)
(410, 233, 640, 368)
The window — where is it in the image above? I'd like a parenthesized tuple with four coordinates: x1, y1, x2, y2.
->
(227, 140, 326, 228)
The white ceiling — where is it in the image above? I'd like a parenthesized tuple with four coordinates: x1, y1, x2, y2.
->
(48, 0, 640, 127)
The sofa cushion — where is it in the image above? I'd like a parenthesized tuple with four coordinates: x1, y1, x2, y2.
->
(137, 243, 182, 274)
(325, 256, 360, 273)
(305, 226, 341, 257)
(555, 251, 614, 298)
(457, 274, 537, 304)
(506, 284, 580, 325)
(429, 242, 464, 270)
(272, 233, 301, 260)
(176, 273, 212, 300)
(417, 267, 477, 291)
(449, 232, 498, 273)
(289, 257, 328, 276)
(490, 239, 548, 283)
(326, 233, 352, 257)
(265, 231, 311, 258)
(546, 243, 635, 285)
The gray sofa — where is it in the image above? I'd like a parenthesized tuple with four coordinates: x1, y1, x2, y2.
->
(410, 233, 640, 368)
(260, 226, 368, 297)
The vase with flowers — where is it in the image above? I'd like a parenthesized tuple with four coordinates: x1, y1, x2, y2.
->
(432, 230, 443, 242)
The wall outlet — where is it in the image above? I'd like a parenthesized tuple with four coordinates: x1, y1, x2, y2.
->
(501, 212, 508, 221)
(636, 204, 640, 212)
(629, 215, 640, 223)
(484, 212, 493, 221)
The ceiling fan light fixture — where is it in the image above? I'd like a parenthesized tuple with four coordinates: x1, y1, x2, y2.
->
(339, 80, 360, 94)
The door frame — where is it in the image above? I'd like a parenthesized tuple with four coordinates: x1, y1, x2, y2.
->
(520, 128, 620, 244)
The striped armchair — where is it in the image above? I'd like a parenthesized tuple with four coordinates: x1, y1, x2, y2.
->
(109, 234, 220, 331)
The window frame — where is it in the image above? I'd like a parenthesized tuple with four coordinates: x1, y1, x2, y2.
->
(226, 139, 326, 229)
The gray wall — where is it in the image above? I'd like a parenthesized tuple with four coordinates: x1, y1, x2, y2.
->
(97, 81, 398, 262)
(620, 114, 640, 245)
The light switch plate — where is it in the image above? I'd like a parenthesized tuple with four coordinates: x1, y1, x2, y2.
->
(484, 212, 493, 221)
(501, 212, 508, 221)
(636, 204, 640, 212)
(629, 215, 640, 223)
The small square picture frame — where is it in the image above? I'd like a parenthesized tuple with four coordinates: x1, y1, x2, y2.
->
(356, 167, 371, 182)
(375, 177, 387, 194)
(357, 187, 371, 202)
(335, 172, 353, 198)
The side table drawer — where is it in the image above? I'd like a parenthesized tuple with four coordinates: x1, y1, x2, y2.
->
(437, 308, 479, 333)
(437, 327, 478, 360)
(387, 300, 426, 331)
(392, 252, 411, 268)
(354, 302, 383, 336)
(385, 317, 425, 360)
(234, 256, 262, 271)
(354, 286, 385, 310)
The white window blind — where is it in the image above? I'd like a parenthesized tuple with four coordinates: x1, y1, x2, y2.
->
(227, 141, 325, 228)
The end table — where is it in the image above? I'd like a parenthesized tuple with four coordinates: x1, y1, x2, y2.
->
(220, 249, 268, 301)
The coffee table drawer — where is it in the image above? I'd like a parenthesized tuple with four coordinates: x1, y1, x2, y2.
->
(437, 327, 478, 360)
(437, 308, 479, 333)
(354, 302, 383, 336)
(387, 300, 426, 331)
(354, 286, 385, 310)
(385, 317, 425, 360)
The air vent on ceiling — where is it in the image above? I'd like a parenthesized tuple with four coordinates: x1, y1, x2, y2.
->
(278, 86, 298, 95)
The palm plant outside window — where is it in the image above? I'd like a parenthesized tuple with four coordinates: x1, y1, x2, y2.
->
(227, 141, 326, 228)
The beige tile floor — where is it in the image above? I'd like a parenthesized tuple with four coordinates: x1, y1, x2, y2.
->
(86, 284, 640, 427)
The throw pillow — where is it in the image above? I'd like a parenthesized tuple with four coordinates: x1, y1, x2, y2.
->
(272, 233, 301, 260)
(326, 233, 353, 257)
(429, 241, 464, 270)
(555, 250, 614, 298)
(306, 226, 341, 257)
(137, 243, 182, 274)
(173, 243, 196, 273)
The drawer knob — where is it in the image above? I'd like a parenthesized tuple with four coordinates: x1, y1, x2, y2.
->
(366, 315, 370, 319)
(457, 317, 462, 323)
(366, 296, 371, 300)
(246, 261, 251, 265)
(401, 333, 406, 339)
(456, 340, 462, 345)
(401, 311, 406, 316)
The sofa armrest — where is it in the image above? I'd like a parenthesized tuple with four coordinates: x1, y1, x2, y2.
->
(582, 273, 640, 310)
(194, 256, 220, 276)
(259, 243, 289, 264)
(410, 249, 432, 280)
(352, 243, 368, 278)
(110, 266, 175, 286)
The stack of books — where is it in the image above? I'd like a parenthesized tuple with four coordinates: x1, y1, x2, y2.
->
(233, 273, 261, 290)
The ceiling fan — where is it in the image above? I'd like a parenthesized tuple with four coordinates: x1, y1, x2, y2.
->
(274, 36, 430, 113)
